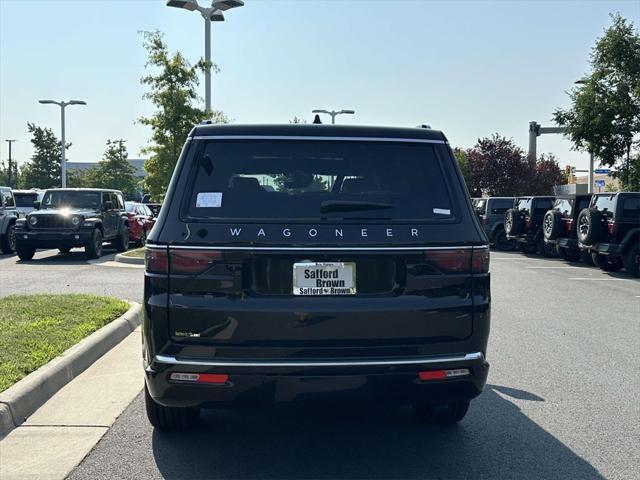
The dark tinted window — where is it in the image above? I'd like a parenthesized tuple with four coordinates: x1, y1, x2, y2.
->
(577, 197, 591, 212)
(490, 198, 514, 215)
(185, 140, 455, 221)
(42, 191, 100, 209)
(622, 197, 640, 220)
(533, 198, 554, 217)
(13, 193, 37, 207)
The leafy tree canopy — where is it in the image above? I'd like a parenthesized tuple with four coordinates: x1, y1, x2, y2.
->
(19, 123, 69, 189)
(554, 13, 640, 189)
(138, 31, 229, 200)
(86, 140, 139, 199)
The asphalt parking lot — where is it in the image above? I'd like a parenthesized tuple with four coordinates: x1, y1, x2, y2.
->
(57, 250, 638, 480)
(0, 248, 143, 302)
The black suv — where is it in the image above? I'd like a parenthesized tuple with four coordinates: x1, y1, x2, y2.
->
(473, 197, 516, 250)
(143, 124, 491, 429)
(543, 194, 594, 264)
(576, 192, 640, 276)
(15, 188, 129, 260)
(504, 196, 555, 255)
(0, 186, 18, 254)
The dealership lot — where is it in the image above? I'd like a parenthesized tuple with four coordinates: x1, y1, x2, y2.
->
(18, 251, 626, 480)
(0, 249, 143, 302)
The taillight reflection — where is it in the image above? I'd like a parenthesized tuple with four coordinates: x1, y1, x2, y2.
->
(171, 250, 222, 274)
(424, 248, 489, 274)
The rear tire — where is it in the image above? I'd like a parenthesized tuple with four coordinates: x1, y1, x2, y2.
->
(144, 384, 199, 430)
(592, 253, 623, 272)
(85, 229, 103, 259)
(543, 210, 562, 241)
(138, 228, 147, 247)
(413, 400, 470, 424)
(577, 208, 604, 245)
(504, 209, 522, 236)
(113, 228, 129, 253)
(0, 224, 16, 254)
(580, 250, 596, 266)
(16, 244, 36, 261)
(622, 243, 639, 278)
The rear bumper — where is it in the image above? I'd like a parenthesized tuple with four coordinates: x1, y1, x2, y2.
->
(15, 229, 92, 249)
(579, 242, 622, 255)
(145, 352, 489, 408)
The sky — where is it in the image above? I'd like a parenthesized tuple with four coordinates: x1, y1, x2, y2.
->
(1, 0, 639, 173)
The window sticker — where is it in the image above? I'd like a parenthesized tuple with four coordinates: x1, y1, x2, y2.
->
(196, 192, 223, 208)
(433, 208, 451, 215)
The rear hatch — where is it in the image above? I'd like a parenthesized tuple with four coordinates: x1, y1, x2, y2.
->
(151, 137, 487, 349)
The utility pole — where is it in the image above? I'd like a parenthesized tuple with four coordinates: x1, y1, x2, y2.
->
(5, 139, 16, 188)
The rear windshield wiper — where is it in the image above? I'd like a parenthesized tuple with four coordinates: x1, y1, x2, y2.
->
(320, 200, 395, 214)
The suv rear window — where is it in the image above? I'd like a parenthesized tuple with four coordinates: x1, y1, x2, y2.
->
(554, 198, 573, 215)
(490, 199, 513, 215)
(184, 140, 454, 222)
(14, 193, 37, 207)
(592, 195, 617, 219)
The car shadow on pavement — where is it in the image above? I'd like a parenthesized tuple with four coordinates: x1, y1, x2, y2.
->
(14, 249, 118, 266)
(149, 384, 603, 479)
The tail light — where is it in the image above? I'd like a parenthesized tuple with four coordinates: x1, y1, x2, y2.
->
(565, 219, 573, 234)
(171, 249, 222, 274)
(146, 248, 168, 273)
(525, 216, 533, 230)
(481, 215, 488, 225)
(424, 248, 489, 274)
(419, 369, 470, 381)
(607, 221, 616, 235)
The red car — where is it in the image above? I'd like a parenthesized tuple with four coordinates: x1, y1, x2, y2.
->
(125, 202, 156, 246)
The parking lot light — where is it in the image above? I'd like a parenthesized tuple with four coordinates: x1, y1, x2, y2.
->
(312, 109, 355, 124)
(38, 99, 87, 188)
(166, 0, 244, 112)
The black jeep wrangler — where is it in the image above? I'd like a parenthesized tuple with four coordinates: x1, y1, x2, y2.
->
(14, 188, 129, 260)
(576, 192, 640, 276)
(143, 124, 491, 429)
(504, 196, 555, 256)
(542, 194, 594, 264)
(0, 186, 19, 254)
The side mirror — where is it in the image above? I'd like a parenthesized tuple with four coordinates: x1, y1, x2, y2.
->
(33, 201, 40, 210)
(103, 201, 113, 211)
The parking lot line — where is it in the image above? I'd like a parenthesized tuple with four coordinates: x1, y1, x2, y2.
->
(568, 277, 635, 281)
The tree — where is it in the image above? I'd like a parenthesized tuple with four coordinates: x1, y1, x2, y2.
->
(531, 154, 565, 195)
(138, 31, 229, 200)
(453, 147, 478, 195)
(82, 140, 140, 199)
(465, 134, 535, 196)
(20, 123, 69, 189)
(553, 14, 640, 189)
(0, 159, 19, 188)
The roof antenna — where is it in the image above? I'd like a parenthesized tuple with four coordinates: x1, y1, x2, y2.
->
(312, 114, 322, 124)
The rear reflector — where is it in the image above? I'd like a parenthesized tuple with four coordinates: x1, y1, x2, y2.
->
(471, 248, 490, 274)
(419, 368, 470, 381)
(607, 221, 616, 235)
(170, 372, 229, 384)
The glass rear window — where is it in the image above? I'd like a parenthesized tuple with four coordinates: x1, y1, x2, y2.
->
(185, 140, 454, 222)
(554, 199, 573, 215)
(592, 195, 617, 218)
(14, 193, 37, 207)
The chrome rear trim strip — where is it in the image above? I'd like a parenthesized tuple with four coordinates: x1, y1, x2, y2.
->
(146, 245, 486, 251)
(191, 135, 446, 144)
(153, 352, 484, 368)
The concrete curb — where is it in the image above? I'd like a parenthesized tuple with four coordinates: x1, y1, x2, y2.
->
(0, 302, 142, 439)
(114, 253, 144, 265)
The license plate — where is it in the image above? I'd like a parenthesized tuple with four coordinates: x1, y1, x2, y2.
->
(293, 262, 356, 296)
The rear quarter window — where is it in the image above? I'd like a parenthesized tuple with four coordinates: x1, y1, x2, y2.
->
(182, 139, 457, 223)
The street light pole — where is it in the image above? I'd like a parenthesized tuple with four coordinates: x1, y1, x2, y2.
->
(204, 17, 212, 110)
(38, 100, 86, 188)
(166, 0, 244, 113)
(312, 109, 356, 124)
(5, 139, 16, 188)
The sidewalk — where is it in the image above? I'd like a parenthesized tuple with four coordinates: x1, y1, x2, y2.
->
(0, 328, 143, 480)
